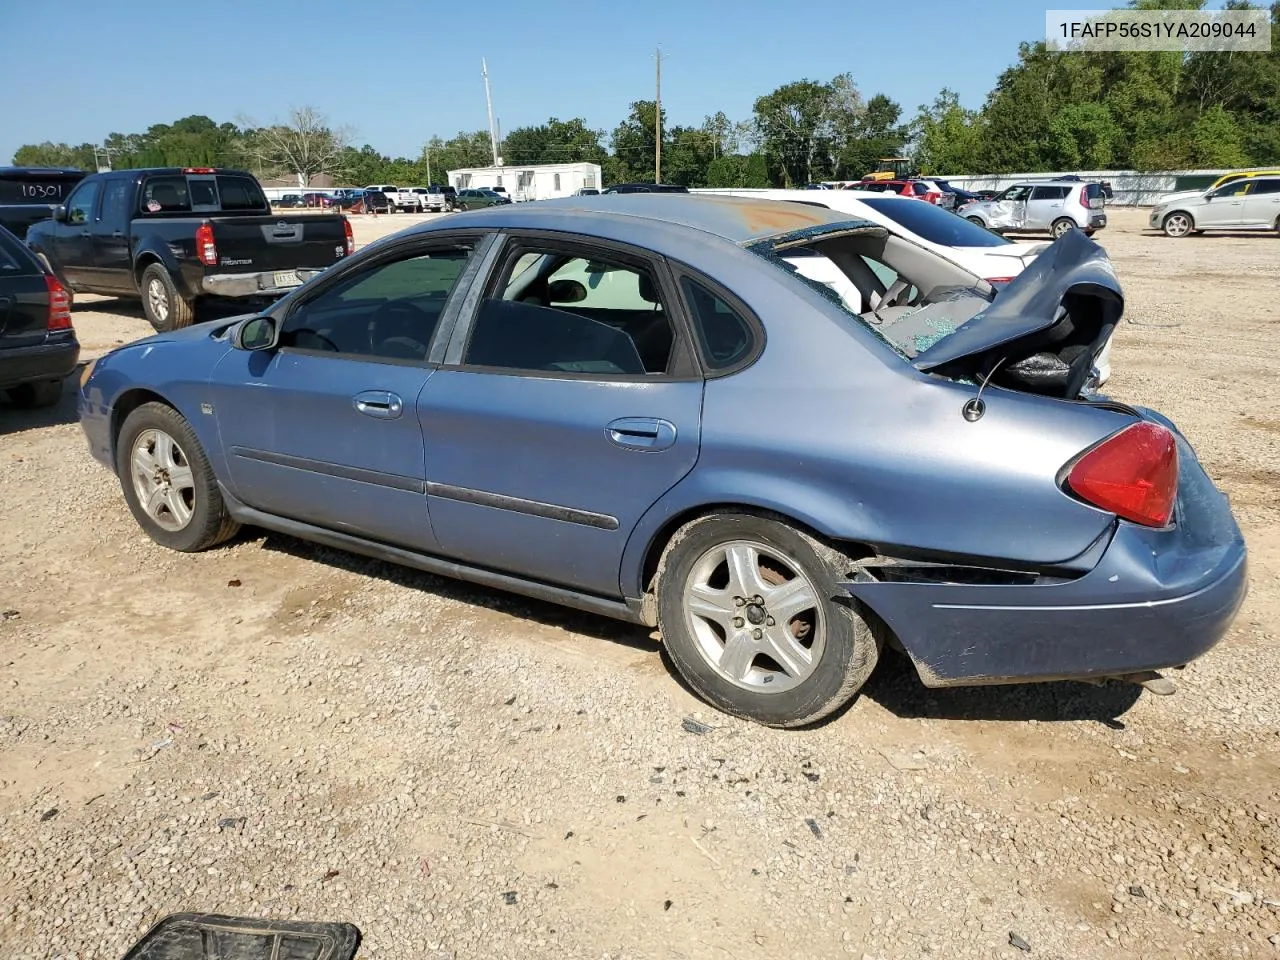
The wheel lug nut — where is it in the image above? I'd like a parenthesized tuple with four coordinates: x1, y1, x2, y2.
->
(752, 628, 763, 640)
(766, 617, 775, 626)
(732, 617, 744, 628)
(734, 596, 746, 607)
(752, 595, 763, 604)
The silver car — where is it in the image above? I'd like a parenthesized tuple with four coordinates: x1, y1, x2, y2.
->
(960, 181, 1107, 238)
(1149, 175, 1280, 237)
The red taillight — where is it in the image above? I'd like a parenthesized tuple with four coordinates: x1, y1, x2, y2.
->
(1067, 422, 1178, 527)
(1079, 185, 1090, 208)
(196, 223, 217, 266)
(343, 217, 355, 255)
(45, 274, 72, 331)
(985, 276, 1016, 284)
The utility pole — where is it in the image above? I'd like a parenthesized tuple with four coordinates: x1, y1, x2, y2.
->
(482, 58, 500, 167)
(654, 47, 663, 184)
(425, 145, 432, 184)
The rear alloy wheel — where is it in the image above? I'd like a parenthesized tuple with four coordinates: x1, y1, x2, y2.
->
(1051, 217, 1076, 239)
(140, 263, 194, 332)
(966, 216, 986, 227)
(1163, 211, 1194, 238)
(116, 402, 239, 552)
(656, 513, 879, 727)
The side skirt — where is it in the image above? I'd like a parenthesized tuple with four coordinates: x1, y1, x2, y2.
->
(220, 487, 648, 626)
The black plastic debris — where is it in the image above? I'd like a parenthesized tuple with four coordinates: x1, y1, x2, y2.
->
(200, 791, 219, 801)
(1129, 885, 1146, 898)
(615, 795, 626, 803)
(1009, 931, 1031, 952)
(681, 717, 713, 735)
(663, 899, 672, 911)
(40, 808, 58, 822)
(805, 817, 823, 839)
(217, 816, 247, 832)
(503, 694, 516, 706)
(502, 891, 518, 905)
(564, 830, 574, 840)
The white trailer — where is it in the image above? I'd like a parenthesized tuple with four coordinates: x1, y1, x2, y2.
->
(447, 162, 602, 201)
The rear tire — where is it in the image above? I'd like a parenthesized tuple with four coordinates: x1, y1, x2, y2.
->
(8, 379, 63, 408)
(115, 402, 239, 552)
(966, 216, 986, 227)
(140, 263, 195, 333)
(655, 512, 879, 728)
(1051, 217, 1075, 239)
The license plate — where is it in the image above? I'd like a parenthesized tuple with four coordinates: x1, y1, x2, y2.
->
(273, 270, 301, 288)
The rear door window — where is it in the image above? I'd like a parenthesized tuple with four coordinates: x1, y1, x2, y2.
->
(141, 176, 191, 213)
(1251, 178, 1280, 195)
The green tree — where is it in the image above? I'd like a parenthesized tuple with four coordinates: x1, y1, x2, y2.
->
(838, 93, 906, 179)
(911, 89, 982, 175)
(609, 100, 664, 183)
(753, 78, 849, 186)
(12, 142, 98, 169)
(1048, 103, 1121, 168)
(502, 117, 606, 166)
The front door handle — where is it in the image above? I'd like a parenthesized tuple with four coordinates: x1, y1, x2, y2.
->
(606, 417, 677, 452)
(352, 390, 403, 419)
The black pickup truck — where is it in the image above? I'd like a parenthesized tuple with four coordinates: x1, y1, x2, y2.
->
(27, 167, 353, 331)
(0, 167, 87, 239)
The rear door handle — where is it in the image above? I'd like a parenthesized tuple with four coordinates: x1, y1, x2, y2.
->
(606, 417, 677, 452)
(352, 390, 403, 419)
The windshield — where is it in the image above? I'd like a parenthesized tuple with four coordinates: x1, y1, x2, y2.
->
(861, 197, 1011, 248)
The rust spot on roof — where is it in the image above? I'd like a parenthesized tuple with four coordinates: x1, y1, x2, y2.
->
(731, 198, 829, 236)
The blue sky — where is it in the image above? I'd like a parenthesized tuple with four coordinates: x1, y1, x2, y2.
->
(5, 0, 1059, 164)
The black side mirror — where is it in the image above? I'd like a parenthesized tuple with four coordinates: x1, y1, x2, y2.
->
(547, 279, 588, 303)
(234, 314, 280, 351)
(52, 205, 67, 222)
(121, 913, 360, 960)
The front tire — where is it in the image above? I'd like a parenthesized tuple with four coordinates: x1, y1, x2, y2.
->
(140, 263, 194, 332)
(966, 216, 986, 227)
(655, 513, 879, 728)
(1163, 211, 1194, 238)
(115, 402, 239, 552)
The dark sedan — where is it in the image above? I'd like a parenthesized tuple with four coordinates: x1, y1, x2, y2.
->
(77, 195, 1245, 727)
(0, 224, 78, 407)
(453, 189, 511, 210)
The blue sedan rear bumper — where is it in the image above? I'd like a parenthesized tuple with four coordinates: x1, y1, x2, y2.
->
(844, 434, 1247, 687)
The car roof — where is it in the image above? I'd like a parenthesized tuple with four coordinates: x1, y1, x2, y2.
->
(411, 193, 871, 246)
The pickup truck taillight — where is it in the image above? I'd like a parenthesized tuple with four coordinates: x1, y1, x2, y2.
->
(45, 275, 72, 331)
(343, 217, 355, 256)
(196, 223, 218, 266)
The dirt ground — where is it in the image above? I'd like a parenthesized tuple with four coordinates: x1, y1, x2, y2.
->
(1, 207, 1278, 960)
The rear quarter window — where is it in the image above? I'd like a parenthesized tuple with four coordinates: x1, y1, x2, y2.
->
(0, 228, 40, 273)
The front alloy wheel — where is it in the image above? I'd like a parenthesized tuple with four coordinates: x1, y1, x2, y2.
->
(1163, 212, 1193, 238)
(130, 428, 196, 531)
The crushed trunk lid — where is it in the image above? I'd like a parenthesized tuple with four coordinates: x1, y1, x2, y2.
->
(911, 229, 1122, 398)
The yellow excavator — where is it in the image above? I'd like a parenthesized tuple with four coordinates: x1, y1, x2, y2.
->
(863, 158, 913, 181)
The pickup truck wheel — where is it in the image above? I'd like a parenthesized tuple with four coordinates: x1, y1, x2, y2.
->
(7, 379, 63, 408)
(140, 263, 194, 333)
(116, 402, 240, 552)
(655, 512, 880, 728)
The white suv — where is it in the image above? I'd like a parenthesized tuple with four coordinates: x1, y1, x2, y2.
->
(959, 181, 1107, 238)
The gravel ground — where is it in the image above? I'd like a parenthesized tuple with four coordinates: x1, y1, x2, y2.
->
(1, 208, 1278, 960)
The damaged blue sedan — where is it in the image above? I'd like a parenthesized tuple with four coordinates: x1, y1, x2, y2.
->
(78, 195, 1247, 727)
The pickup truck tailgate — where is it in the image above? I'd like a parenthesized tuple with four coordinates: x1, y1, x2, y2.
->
(211, 215, 347, 271)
